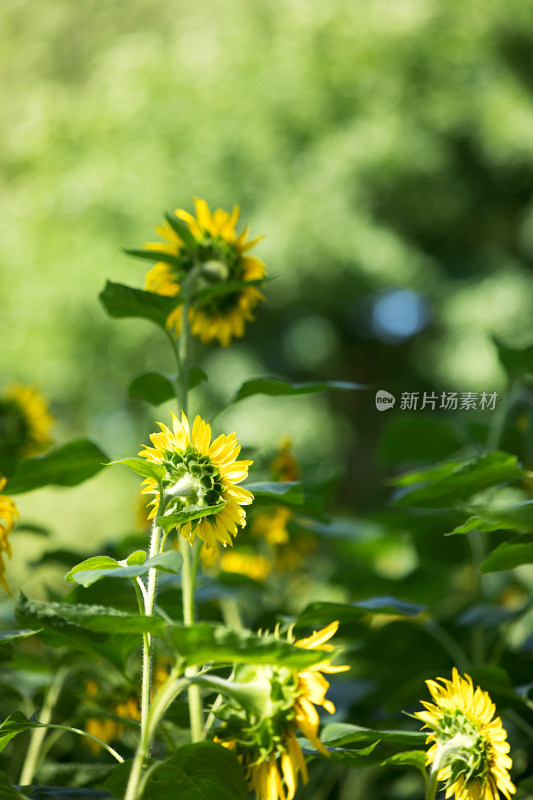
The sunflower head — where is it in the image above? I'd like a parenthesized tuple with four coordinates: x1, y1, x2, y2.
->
(215, 621, 349, 800)
(139, 197, 266, 347)
(0, 384, 54, 472)
(0, 478, 19, 594)
(139, 411, 253, 551)
(415, 668, 515, 800)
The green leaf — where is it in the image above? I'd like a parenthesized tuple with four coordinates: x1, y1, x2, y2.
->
(381, 750, 428, 770)
(230, 377, 366, 405)
(305, 740, 380, 765)
(122, 247, 182, 268)
(141, 743, 247, 800)
(321, 722, 426, 749)
(456, 603, 530, 627)
(16, 595, 164, 636)
(379, 415, 463, 464)
(296, 598, 425, 627)
(0, 711, 42, 754)
(15, 597, 138, 674)
(128, 369, 208, 406)
(65, 551, 183, 587)
(109, 457, 166, 482)
(157, 501, 228, 533)
(392, 452, 526, 509)
(0, 630, 40, 646)
(164, 213, 197, 248)
(24, 787, 114, 799)
(244, 481, 304, 505)
(0, 771, 28, 799)
(5, 440, 109, 495)
(446, 501, 533, 535)
(99, 281, 181, 327)
(166, 623, 330, 669)
(481, 537, 533, 573)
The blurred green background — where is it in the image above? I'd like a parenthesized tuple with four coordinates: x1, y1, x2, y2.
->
(2, 0, 533, 594)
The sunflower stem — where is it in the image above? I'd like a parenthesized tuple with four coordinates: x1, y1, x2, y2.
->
(179, 534, 204, 742)
(19, 666, 69, 785)
(426, 770, 439, 800)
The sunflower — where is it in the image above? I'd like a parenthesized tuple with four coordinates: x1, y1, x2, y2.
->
(0, 384, 54, 468)
(0, 478, 19, 594)
(139, 411, 253, 551)
(141, 197, 266, 346)
(217, 621, 349, 800)
(415, 668, 515, 800)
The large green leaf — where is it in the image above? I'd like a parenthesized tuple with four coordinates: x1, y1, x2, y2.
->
(140, 743, 248, 800)
(380, 751, 428, 770)
(24, 789, 114, 799)
(229, 377, 365, 405)
(157, 502, 228, 533)
(296, 598, 425, 627)
(128, 368, 207, 406)
(481, 537, 533, 573)
(166, 623, 330, 669)
(65, 551, 183, 588)
(16, 597, 165, 636)
(99, 281, 181, 327)
(392, 452, 526, 508)
(244, 481, 304, 505)
(5, 440, 109, 495)
(446, 502, 533, 535)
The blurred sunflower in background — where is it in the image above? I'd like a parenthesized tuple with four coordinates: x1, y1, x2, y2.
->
(0, 479, 18, 594)
(0, 384, 54, 473)
(138, 197, 266, 346)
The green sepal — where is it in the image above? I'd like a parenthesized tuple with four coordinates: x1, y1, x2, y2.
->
(157, 501, 228, 533)
(109, 457, 165, 482)
(65, 550, 183, 587)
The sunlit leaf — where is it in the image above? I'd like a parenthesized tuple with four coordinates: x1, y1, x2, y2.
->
(481, 537, 533, 573)
(65, 551, 183, 588)
(296, 598, 425, 627)
(109, 457, 166, 482)
(157, 502, 227, 533)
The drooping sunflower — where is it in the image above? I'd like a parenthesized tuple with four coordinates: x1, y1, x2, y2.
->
(0, 384, 54, 470)
(217, 621, 349, 800)
(415, 668, 515, 800)
(0, 478, 19, 594)
(139, 411, 253, 550)
(141, 197, 266, 347)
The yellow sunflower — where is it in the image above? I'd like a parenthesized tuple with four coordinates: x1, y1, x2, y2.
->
(139, 411, 253, 551)
(0, 477, 19, 594)
(142, 197, 266, 346)
(0, 384, 54, 467)
(415, 668, 515, 800)
(217, 621, 349, 800)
